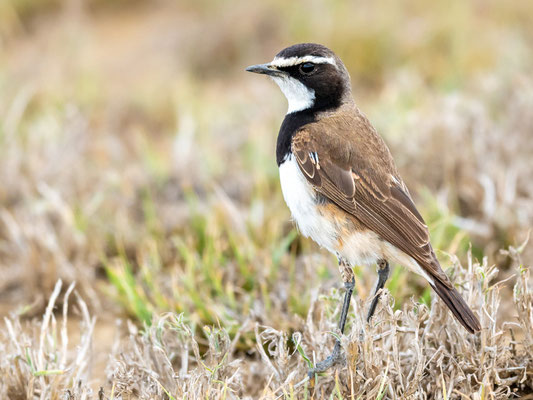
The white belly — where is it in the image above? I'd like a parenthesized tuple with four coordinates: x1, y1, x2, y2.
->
(279, 155, 339, 255)
(279, 156, 380, 266)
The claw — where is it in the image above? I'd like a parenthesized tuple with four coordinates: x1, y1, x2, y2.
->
(307, 340, 344, 377)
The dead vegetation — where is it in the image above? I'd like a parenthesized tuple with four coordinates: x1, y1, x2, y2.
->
(1, 251, 531, 398)
(0, 0, 533, 398)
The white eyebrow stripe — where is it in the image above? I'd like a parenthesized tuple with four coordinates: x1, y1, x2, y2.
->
(270, 55, 336, 68)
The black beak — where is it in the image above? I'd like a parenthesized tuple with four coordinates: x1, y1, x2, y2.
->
(245, 63, 282, 77)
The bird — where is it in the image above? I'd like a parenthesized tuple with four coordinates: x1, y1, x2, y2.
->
(245, 43, 481, 376)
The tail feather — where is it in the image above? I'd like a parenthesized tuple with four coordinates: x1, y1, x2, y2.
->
(430, 279, 481, 333)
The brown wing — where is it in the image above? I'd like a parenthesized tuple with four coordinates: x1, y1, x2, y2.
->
(292, 128, 452, 288)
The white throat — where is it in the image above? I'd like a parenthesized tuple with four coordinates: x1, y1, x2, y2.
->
(271, 76, 315, 114)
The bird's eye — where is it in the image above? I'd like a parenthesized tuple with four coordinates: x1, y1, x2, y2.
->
(299, 62, 315, 74)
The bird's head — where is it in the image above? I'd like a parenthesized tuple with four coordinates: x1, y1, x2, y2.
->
(246, 43, 352, 114)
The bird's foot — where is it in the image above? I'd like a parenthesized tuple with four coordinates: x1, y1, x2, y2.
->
(307, 340, 345, 378)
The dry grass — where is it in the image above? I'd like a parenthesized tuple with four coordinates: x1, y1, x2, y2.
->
(1, 251, 531, 398)
(0, 0, 532, 398)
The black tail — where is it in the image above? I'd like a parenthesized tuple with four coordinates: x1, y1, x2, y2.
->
(430, 279, 481, 333)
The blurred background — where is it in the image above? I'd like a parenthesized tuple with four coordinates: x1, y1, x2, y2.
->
(0, 0, 532, 394)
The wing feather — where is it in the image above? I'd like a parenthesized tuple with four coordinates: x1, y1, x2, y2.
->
(292, 128, 451, 288)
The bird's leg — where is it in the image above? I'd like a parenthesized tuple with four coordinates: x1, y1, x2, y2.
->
(366, 259, 390, 322)
(308, 258, 355, 377)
